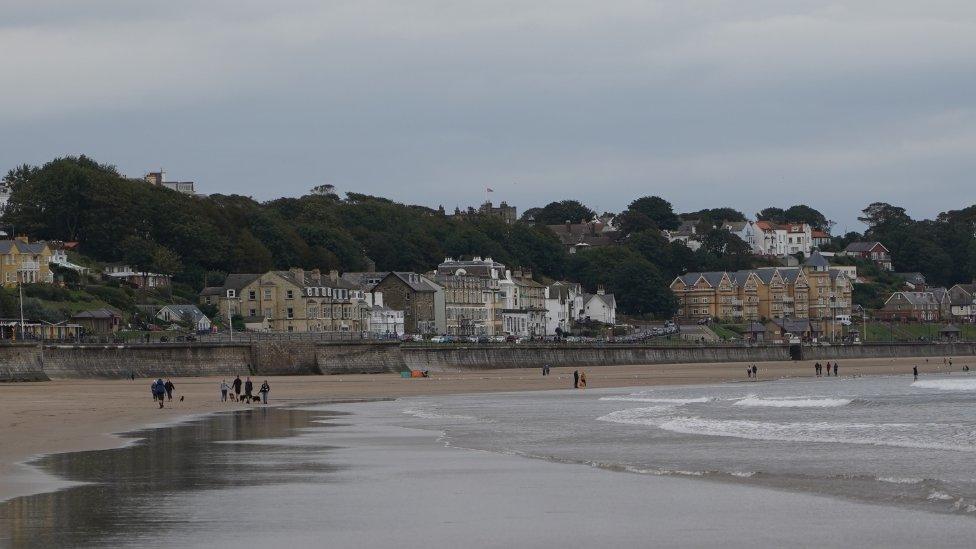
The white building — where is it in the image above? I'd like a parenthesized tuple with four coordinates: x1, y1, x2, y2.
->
(364, 292, 405, 336)
(725, 221, 815, 257)
(544, 281, 582, 336)
(578, 289, 616, 325)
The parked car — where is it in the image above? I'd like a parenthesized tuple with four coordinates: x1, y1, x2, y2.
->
(429, 335, 448, 343)
(477, 336, 491, 344)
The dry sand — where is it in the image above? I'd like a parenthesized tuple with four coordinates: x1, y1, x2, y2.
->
(0, 355, 957, 502)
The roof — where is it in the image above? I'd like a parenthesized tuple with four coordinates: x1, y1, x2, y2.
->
(583, 293, 616, 309)
(894, 272, 926, 285)
(885, 291, 939, 307)
(341, 271, 390, 290)
(301, 271, 359, 290)
(767, 318, 818, 333)
(158, 304, 209, 323)
(802, 251, 829, 269)
(72, 308, 122, 319)
(845, 241, 888, 253)
(199, 286, 223, 296)
(811, 230, 830, 238)
(722, 221, 747, 232)
(382, 272, 440, 292)
(221, 274, 260, 292)
(436, 257, 507, 277)
(0, 239, 50, 255)
(940, 324, 961, 333)
(744, 321, 766, 333)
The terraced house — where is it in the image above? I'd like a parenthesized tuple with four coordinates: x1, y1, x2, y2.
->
(201, 268, 368, 332)
(670, 252, 852, 334)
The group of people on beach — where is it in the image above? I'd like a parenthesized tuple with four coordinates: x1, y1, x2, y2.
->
(150, 378, 176, 408)
(573, 369, 587, 389)
(745, 364, 758, 380)
(218, 376, 270, 404)
(813, 362, 839, 377)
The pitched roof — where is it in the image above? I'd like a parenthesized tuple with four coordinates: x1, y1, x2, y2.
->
(802, 251, 829, 269)
(583, 293, 616, 309)
(0, 239, 50, 255)
(72, 307, 122, 319)
(341, 271, 390, 290)
(158, 304, 210, 323)
(222, 274, 260, 292)
(845, 241, 888, 253)
(383, 272, 440, 292)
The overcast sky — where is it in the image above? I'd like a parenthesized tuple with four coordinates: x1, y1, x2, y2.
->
(2, 1, 975, 232)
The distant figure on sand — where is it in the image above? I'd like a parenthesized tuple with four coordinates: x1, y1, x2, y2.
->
(573, 370, 579, 389)
(751, 365, 757, 380)
(260, 380, 271, 404)
(232, 376, 243, 400)
(747, 367, 752, 379)
(244, 377, 254, 403)
(164, 379, 175, 401)
(913, 365, 918, 381)
(152, 379, 166, 408)
(220, 380, 230, 402)
(833, 363, 838, 377)
(579, 371, 587, 389)
(814, 362, 820, 377)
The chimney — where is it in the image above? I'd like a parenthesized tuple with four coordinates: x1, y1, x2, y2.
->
(329, 269, 339, 283)
(14, 235, 29, 243)
(311, 268, 321, 281)
(597, 285, 605, 295)
(290, 267, 304, 282)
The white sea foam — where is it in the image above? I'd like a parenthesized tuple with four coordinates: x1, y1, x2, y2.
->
(912, 379, 976, 391)
(877, 476, 925, 485)
(928, 491, 953, 500)
(599, 396, 711, 405)
(596, 406, 676, 425)
(733, 396, 852, 408)
(401, 407, 476, 421)
(603, 415, 976, 452)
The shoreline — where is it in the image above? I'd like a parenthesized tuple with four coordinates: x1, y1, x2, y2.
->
(0, 355, 965, 503)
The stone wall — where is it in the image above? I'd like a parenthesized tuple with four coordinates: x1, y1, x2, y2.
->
(40, 343, 253, 379)
(0, 343, 46, 381)
(316, 341, 405, 374)
(802, 342, 976, 361)
(6, 340, 976, 381)
(402, 344, 792, 371)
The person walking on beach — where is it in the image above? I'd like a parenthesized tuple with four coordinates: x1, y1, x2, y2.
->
(152, 379, 166, 408)
(220, 379, 230, 402)
(259, 380, 270, 404)
(814, 362, 820, 377)
(751, 364, 757, 380)
(573, 370, 579, 389)
(824, 363, 830, 377)
(150, 380, 158, 403)
(833, 362, 838, 377)
(164, 379, 175, 401)
(244, 377, 254, 403)
(913, 365, 918, 381)
(747, 366, 752, 379)
(232, 376, 243, 400)
(579, 371, 587, 389)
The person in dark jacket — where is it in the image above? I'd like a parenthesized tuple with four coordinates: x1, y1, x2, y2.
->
(259, 380, 270, 404)
(164, 379, 175, 401)
(152, 379, 166, 408)
(573, 370, 579, 389)
(913, 365, 918, 381)
(244, 377, 254, 403)
(832, 362, 838, 377)
(232, 376, 243, 399)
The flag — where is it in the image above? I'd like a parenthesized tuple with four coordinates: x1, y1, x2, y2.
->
(486, 187, 494, 192)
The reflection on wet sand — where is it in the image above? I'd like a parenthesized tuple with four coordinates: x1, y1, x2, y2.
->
(0, 408, 335, 549)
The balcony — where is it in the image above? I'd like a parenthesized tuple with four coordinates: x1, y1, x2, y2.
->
(731, 310, 743, 317)
(731, 299, 743, 306)
(782, 297, 795, 303)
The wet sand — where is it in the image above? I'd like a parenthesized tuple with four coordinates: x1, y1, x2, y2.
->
(0, 355, 959, 502)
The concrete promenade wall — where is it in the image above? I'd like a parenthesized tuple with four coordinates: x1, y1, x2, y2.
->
(5, 340, 976, 381)
(803, 342, 976, 361)
(41, 343, 254, 379)
(401, 344, 792, 371)
(0, 343, 47, 381)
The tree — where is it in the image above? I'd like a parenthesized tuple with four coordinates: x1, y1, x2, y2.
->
(624, 196, 680, 230)
(757, 207, 786, 223)
(310, 184, 337, 196)
(528, 200, 595, 225)
(858, 202, 911, 229)
(783, 205, 828, 229)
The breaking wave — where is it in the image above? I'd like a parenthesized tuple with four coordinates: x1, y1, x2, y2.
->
(912, 379, 976, 391)
(733, 396, 852, 408)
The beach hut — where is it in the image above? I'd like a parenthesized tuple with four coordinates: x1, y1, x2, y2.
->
(940, 324, 962, 341)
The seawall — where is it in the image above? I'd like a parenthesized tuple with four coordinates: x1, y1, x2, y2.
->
(2, 341, 976, 380)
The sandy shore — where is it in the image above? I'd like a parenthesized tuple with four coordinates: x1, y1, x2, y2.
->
(0, 355, 959, 502)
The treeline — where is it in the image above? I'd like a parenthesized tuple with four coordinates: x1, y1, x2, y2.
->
(21, 156, 970, 320)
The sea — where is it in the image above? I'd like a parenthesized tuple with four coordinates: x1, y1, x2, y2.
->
(3, 373, 976, 548)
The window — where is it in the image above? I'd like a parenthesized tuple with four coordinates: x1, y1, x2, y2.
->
(286, 290, 294, 299)
(286, 308, 294, 319)
(248, 290, 256, 300)
(264, 289, 272, 299)
(249, 309, 256, 317)
(227, 289, 236, 298)
(263, 308, 272, 318)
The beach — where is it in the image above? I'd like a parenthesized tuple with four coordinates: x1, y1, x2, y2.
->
(3, 362, 976, 547)
(0, 355, 958, 503)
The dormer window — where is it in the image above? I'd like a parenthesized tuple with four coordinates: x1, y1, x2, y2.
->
(227, 289, 236, 298)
